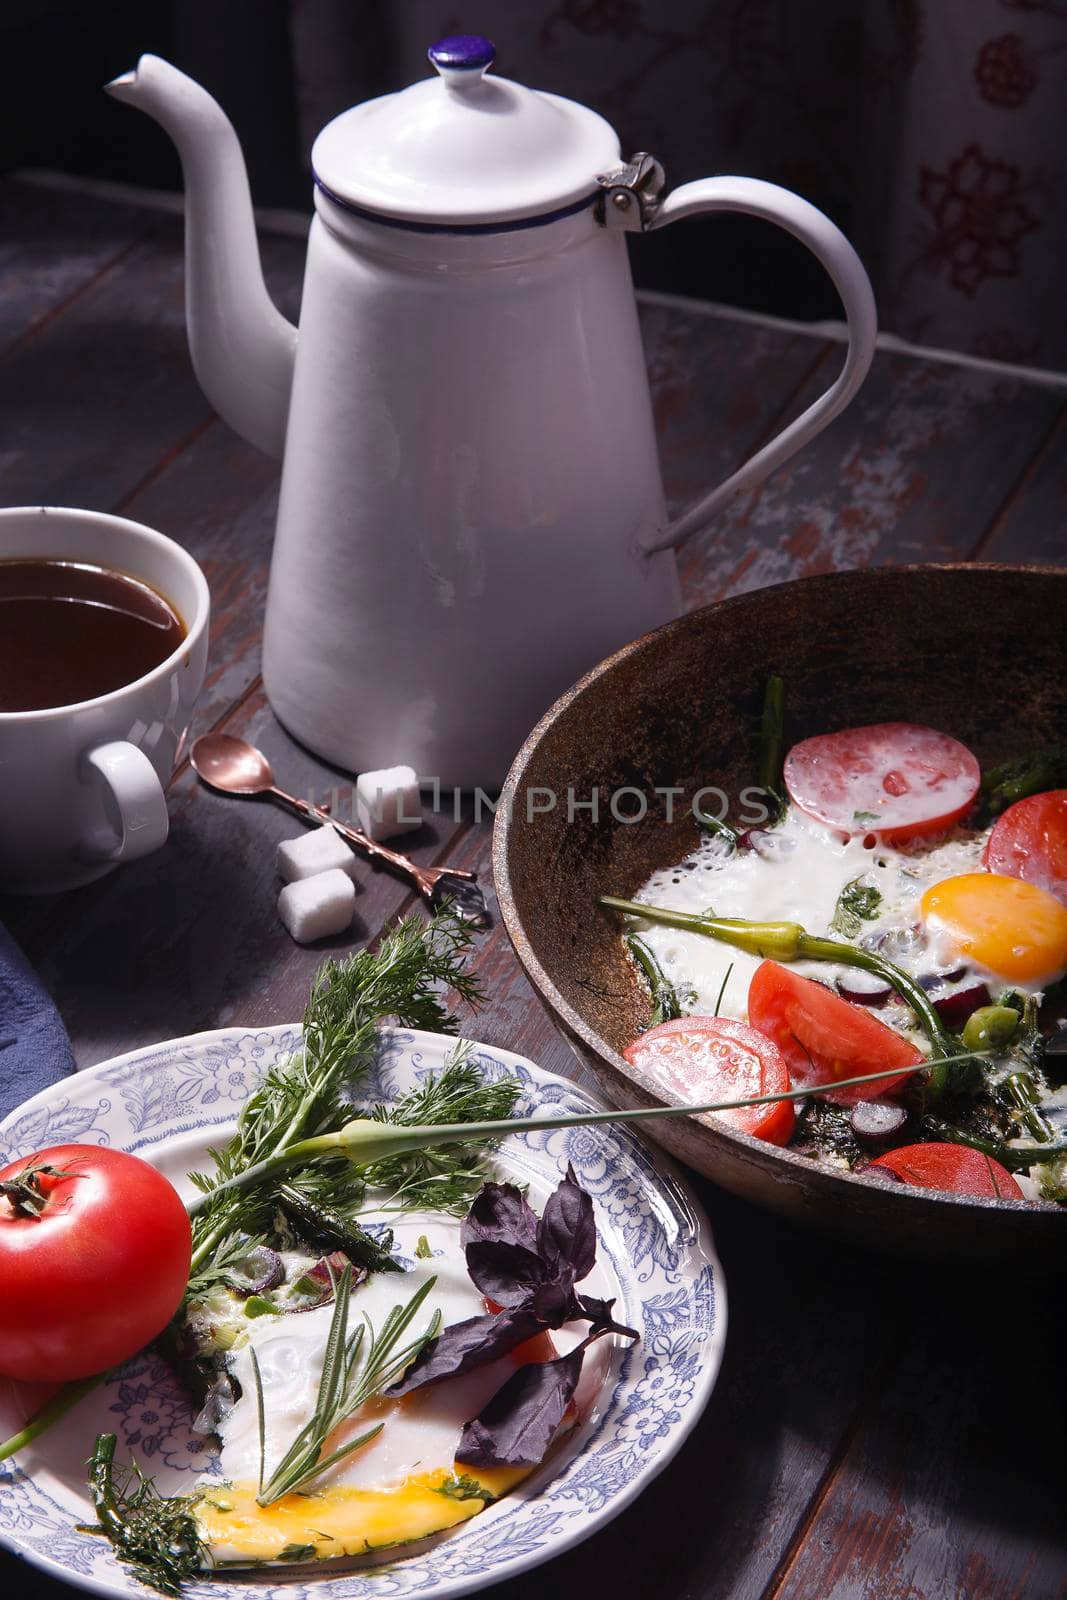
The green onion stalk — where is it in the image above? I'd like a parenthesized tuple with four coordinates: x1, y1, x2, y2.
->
(0, 1045, 993, 1468)
(187, 1053, 993, 1208)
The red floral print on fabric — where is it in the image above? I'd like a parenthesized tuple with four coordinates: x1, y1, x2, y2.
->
(975, 33, 1039, 107)
(918, 144, 1043, 295)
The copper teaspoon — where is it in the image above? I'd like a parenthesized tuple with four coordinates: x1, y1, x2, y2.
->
(189, 733, 487, 920)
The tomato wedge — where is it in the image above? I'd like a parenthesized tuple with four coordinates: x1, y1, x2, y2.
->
(783, 722, 980, 842)
(746, 960, 922, 1106)
(623, 1016, 795, 1144)
(869, 1143, 1023, 1200)
(985, 789, 1067, 905)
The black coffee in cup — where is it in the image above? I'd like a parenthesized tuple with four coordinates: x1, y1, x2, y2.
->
(0, 559, 186, 712)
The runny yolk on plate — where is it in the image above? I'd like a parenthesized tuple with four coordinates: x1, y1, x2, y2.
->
(920, 872, 1067, 986)
(195, 1463, 528, 1563)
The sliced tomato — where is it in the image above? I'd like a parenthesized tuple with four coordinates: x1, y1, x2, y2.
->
(623, 1016, 795, 1145)
(985, 789, 1067, 905)
(746, 960, 922, 1106)
(783, 722, 980, 842)
(869, 1143, 1023, 1200)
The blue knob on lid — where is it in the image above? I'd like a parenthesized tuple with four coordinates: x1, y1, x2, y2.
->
(428, 35, 496, 83)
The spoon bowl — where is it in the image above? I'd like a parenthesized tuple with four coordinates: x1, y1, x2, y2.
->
(190, 733, 275, 796)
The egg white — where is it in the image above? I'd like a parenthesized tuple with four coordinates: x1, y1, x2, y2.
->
(195, 1206, 609, 1565)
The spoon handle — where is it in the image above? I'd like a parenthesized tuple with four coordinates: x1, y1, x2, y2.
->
(269, 786, 481, 903)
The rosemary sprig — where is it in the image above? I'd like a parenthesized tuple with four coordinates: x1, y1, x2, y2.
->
(252, 1266, 441, 1504)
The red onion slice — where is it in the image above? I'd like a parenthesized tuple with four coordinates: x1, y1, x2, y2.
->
(932, 983, 991, 1031)
(836, 970, 893, 1006)
(226, 1245, 284, 1297)
(284, 1250, 368, 1312)
(850, 1100, 908, 1149)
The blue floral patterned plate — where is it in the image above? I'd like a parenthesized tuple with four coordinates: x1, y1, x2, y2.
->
(0, 1025, 725, 1599)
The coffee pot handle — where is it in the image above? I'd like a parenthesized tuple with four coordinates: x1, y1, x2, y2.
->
(82, 740, 170, 862)
(641, 176, 878, 553)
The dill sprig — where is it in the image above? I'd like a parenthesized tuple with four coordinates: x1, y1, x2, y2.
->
(185, 911, 485, 1286)
(365, 1042, 522, 1213)
(251, 1265, 441, 1504)
(87, 1433, 205, 1596)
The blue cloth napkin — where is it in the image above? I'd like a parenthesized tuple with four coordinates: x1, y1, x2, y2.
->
(0, 924, 75, 1121)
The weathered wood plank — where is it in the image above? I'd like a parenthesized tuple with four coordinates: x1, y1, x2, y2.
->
(0, 178, 155, 352)
(116, 422, 282, 738)
(770, 1266, 1067, 1600)
(976, 404, 1067, 567)
(675, 350, 1066, 609)
(0, 210, 303, 515)
(639, 298, 830, 523)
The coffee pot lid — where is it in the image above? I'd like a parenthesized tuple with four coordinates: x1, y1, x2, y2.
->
(311, 35, 622, 227)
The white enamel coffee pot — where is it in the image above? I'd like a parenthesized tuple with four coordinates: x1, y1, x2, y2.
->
(108, 35, 876, 788)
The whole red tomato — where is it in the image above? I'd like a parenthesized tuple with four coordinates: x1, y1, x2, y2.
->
(0, 1144, 191, 1381)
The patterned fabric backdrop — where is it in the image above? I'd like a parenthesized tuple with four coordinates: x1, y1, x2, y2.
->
(288, 0, 1066, 372)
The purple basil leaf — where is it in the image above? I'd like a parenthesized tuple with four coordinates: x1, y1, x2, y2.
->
(536, 1164, 596, 1283)
(464, 1240, 549, 1307)
(578, 1293, 640, 1342)
(530, 1276, 582, 1327)
(386, 1304, 546, 1397)
(461, 1182, 539, 1251)
(458, 1346, 585, 1468)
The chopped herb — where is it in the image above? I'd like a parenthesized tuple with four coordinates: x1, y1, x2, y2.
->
(830, 877, 883, 938)
(627, 932, 689, 1026)
(243, 1295, 276, 1319)
(436, 1474, 493, 1503)
(693, 808, 742, 850)
(277, 1543, 318, 1563)
(415, 1235, 432, 1259)
(852, 810, 879, 824)
(714, 962, 734, 1018)
(87, 1433, 205, 1597)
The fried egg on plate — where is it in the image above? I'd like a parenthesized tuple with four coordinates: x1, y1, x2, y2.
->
(634, 807, 1064, 1038)
(194, 1210, 608, 1566)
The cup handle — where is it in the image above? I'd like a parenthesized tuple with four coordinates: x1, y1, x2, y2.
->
(82, 740, 170, 862)
(642, 176, 878, 553)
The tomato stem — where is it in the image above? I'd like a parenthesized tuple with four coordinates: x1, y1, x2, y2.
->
(0, 1162, 80, 1220)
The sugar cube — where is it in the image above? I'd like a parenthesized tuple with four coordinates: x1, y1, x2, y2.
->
(355, 764, 423, 841)
(277, 823, 355, 882)
(277, 868, 355, 944)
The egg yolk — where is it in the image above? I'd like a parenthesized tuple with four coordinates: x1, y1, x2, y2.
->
(920, 872, 1067, 985)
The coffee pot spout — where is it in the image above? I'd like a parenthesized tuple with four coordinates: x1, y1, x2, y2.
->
(106, 55, 296, 457)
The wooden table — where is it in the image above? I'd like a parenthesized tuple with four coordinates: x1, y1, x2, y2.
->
(2, 174, 1065, 1600)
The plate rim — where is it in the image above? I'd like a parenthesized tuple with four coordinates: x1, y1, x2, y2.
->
(0, 1022, 728, 1600)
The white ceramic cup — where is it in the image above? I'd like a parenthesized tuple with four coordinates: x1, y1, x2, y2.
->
(0, 506, 210, 894)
